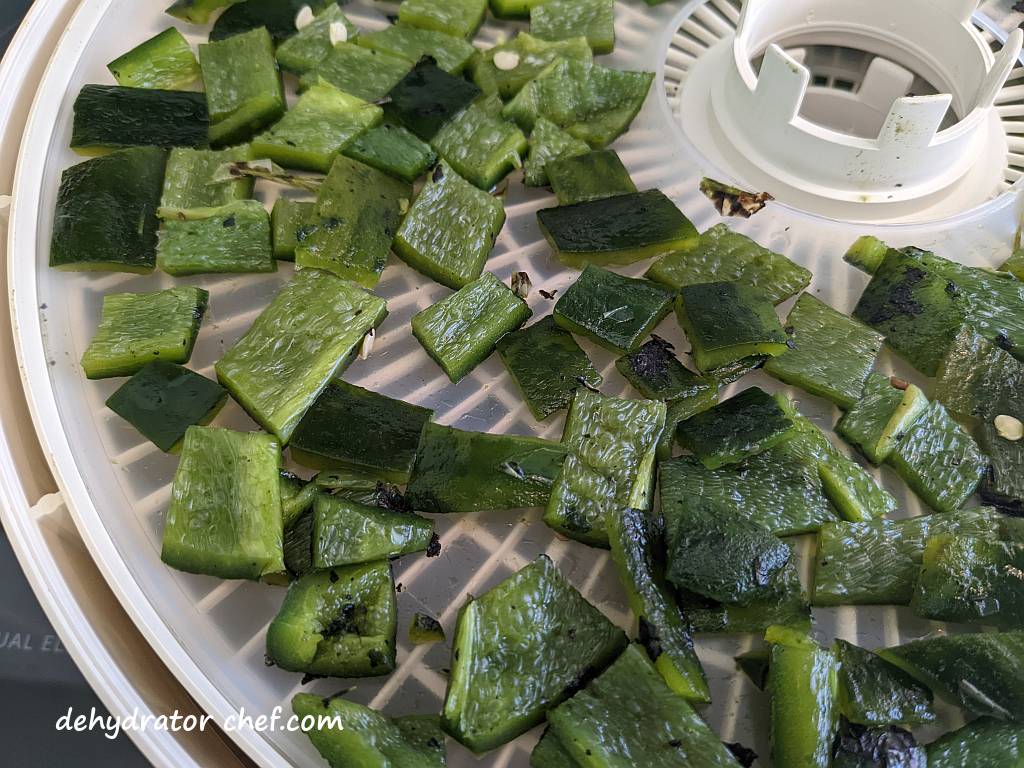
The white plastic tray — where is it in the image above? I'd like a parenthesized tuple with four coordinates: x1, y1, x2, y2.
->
(7, 0, 1022, 766)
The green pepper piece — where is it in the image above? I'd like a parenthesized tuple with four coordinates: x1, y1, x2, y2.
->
(294, 155, 412, 287)
(812, 507, 1023, 606)
(878, 632, 1024, 720)
(161, 426, 283, 580)
(312, 493, 434, 568)
(343, 123, 438, 183)
(531, 728, 577, 768)
(646, 224, 811, 304)
(531, 0, 615, 55)
(398, 0, 487, 39)
(266, 561, 397, 678)
(385, 59, 482, 142)
(767, 627, 839, 768)
(395, 164, 506, 289)
(553, 265, 676, 354)
(70, 84, 209, 152)
(157, 200, 275, 276)
(300, 43, 412, 103)
(409, 613, 446, 646)
(50, 147, 166, 273)
(81, 286, 208, 379)
(546, 150, 637, 206)
(270, 198, 316, 261)
(106, 361, 227, 453)
(927, 717, 1024, 767)
(681, 563, 811, 634)
(210, 0, 333, 43)
(215, 270, 388, 443)
(412, 272, 532, 382)
(165, 0, 240, 25)
(523, 117, 590, 187)
(764, 293, 883, 408)
(1000, 250, 1024, 280)
(290, 380, 433, 483)
(835, 639, 935, 726)
(887, 401, 987, 513)
(406, 422, 566, 513)
(199, 28, 285, 146)
(616, 336, 717, 404)
(676, 387, 795, 470)
(279, 470, 317, 529)
(497, 316, 603, 421)
(504, 59, 654, 149)
(159, 146, 254, 218)
(912, 535, 1024, 628)
(431, 95, 528, 190)
(546, 644, 740, 768)
(251, 85, 383, 173)
(659, 451, 835, 537)
(539, 191, 697, 267)
(933, 327, 1024, 421)
(473, 34, 592, 99)
(675, 281, 789, 372)
(443, 555, 626, 753)
(293, 693, 447, 768)
(107, 27, 200, 90)
(275, 5, 358, 75)
(544, 390, 666, 547)
(843, 235, 889, 275)
(836, 373, 929, 464)
(356, 25, 477, 75)
(607, 507, 710, 702)
(979, 419, 1024, 515)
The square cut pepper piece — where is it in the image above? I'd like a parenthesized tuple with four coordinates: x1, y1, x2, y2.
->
(70, 85, 209, 153)
(473, 34, 592, 99)
(106, 27, 200, 90)
(430, 94, 528, 190)
(356, 24, 477, 75)
(343, 123, 437, 183)
(81, 286, 208, 379)
(157, 200, 275, 277)
(523, 117, 590, 187)
(394, 163, 506, 289)
(158, 145, 254, 218)
(385, 58, 482, 142)
(545, 149, 637, 205)
(675, 281, 789, 372)
(105, 361, 227, 453)
(676, 386, 796, 470)
(530, 0, 615, 54)
(553, 264, 676, 354)
(412, 272, 532, 383)
(538, 190, 697, 267)
(615, 336, 717, 406)
(275, 4, 358, 75)
(398, 0, 487, 39)
(837, 373, 929, 465)
(300, 42, 412, 103)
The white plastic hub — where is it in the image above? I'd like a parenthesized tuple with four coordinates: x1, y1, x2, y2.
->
(679, 0, 1023, 221)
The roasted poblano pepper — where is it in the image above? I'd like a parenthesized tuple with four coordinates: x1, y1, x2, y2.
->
(878, 632, 1024, 720)
(343, 123, 438, 184)
(157, 200, 275, 276)
(293, 693, 447, 768)
(70, 84, 208, 152)
(531, 728, 577, 768)
(843, 235, 888, 275)
(530, 0, 615, 54)
(646, 223, 811, 304)
(105, 361, 227, 453)
(836, 373, 929, 465)
(606, 507, 710, 702)
(442, 555, 625, 753)
(546, 644, 740, 767)
(394, 164, 506, 289)
(676, 387, 796, 470)
(280, 471, 317, 529)
(473, 34, 592, 99)
(504, 59, 654, 148)
(50, 147, 166, 273)
(356, 25, 477, 75)
(210, 0, 333, 43)
(290, 380, 433, 483)
(834, 639, 935, 727)
(544, 390, 665, 547)
(523, 117, 590, 187)
(1001, 250, 1024, 280)
(675, 282, 789, 372)
(497, 316, 603, 420)
(294, 155, 412, 287)
(812, 507, 1024, 606)
(405, 422, 567, 513)
(81, 286, 207, 379)
(266, 561, 397, 678)
(680, 563, 811, 635)
(887, 401, 987, 513)
(545, 150, 637, 206)
(270, 197, 316, 261)
(979, 419, 1024, 515)
(832, 721, 926, 768)
(553, 265, 676, 354)
(166, 0, 240, 25)
(927, 717, 1024, 767)
(312, 493, 434, 568)
(430, 95, 527, 190)
(767, 626, 839, 768)
(912, 535, 1024, 628)
(412, 272, 531, 382)
(275, 5, 357, 75)
(159, 145, 254, 218)
(199, 27, 285, 146)
(398, 0, 487, 39)
(161, 426, 284, 580)
(383, 59, 482, 142)
(300, 43, 412, 103)
(107, 28, 200, 91)
(764, 293, 883, 408)
(251, 85, 383, 173)
(215, 270, 387, 443)
(538, 191, 697, 267)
